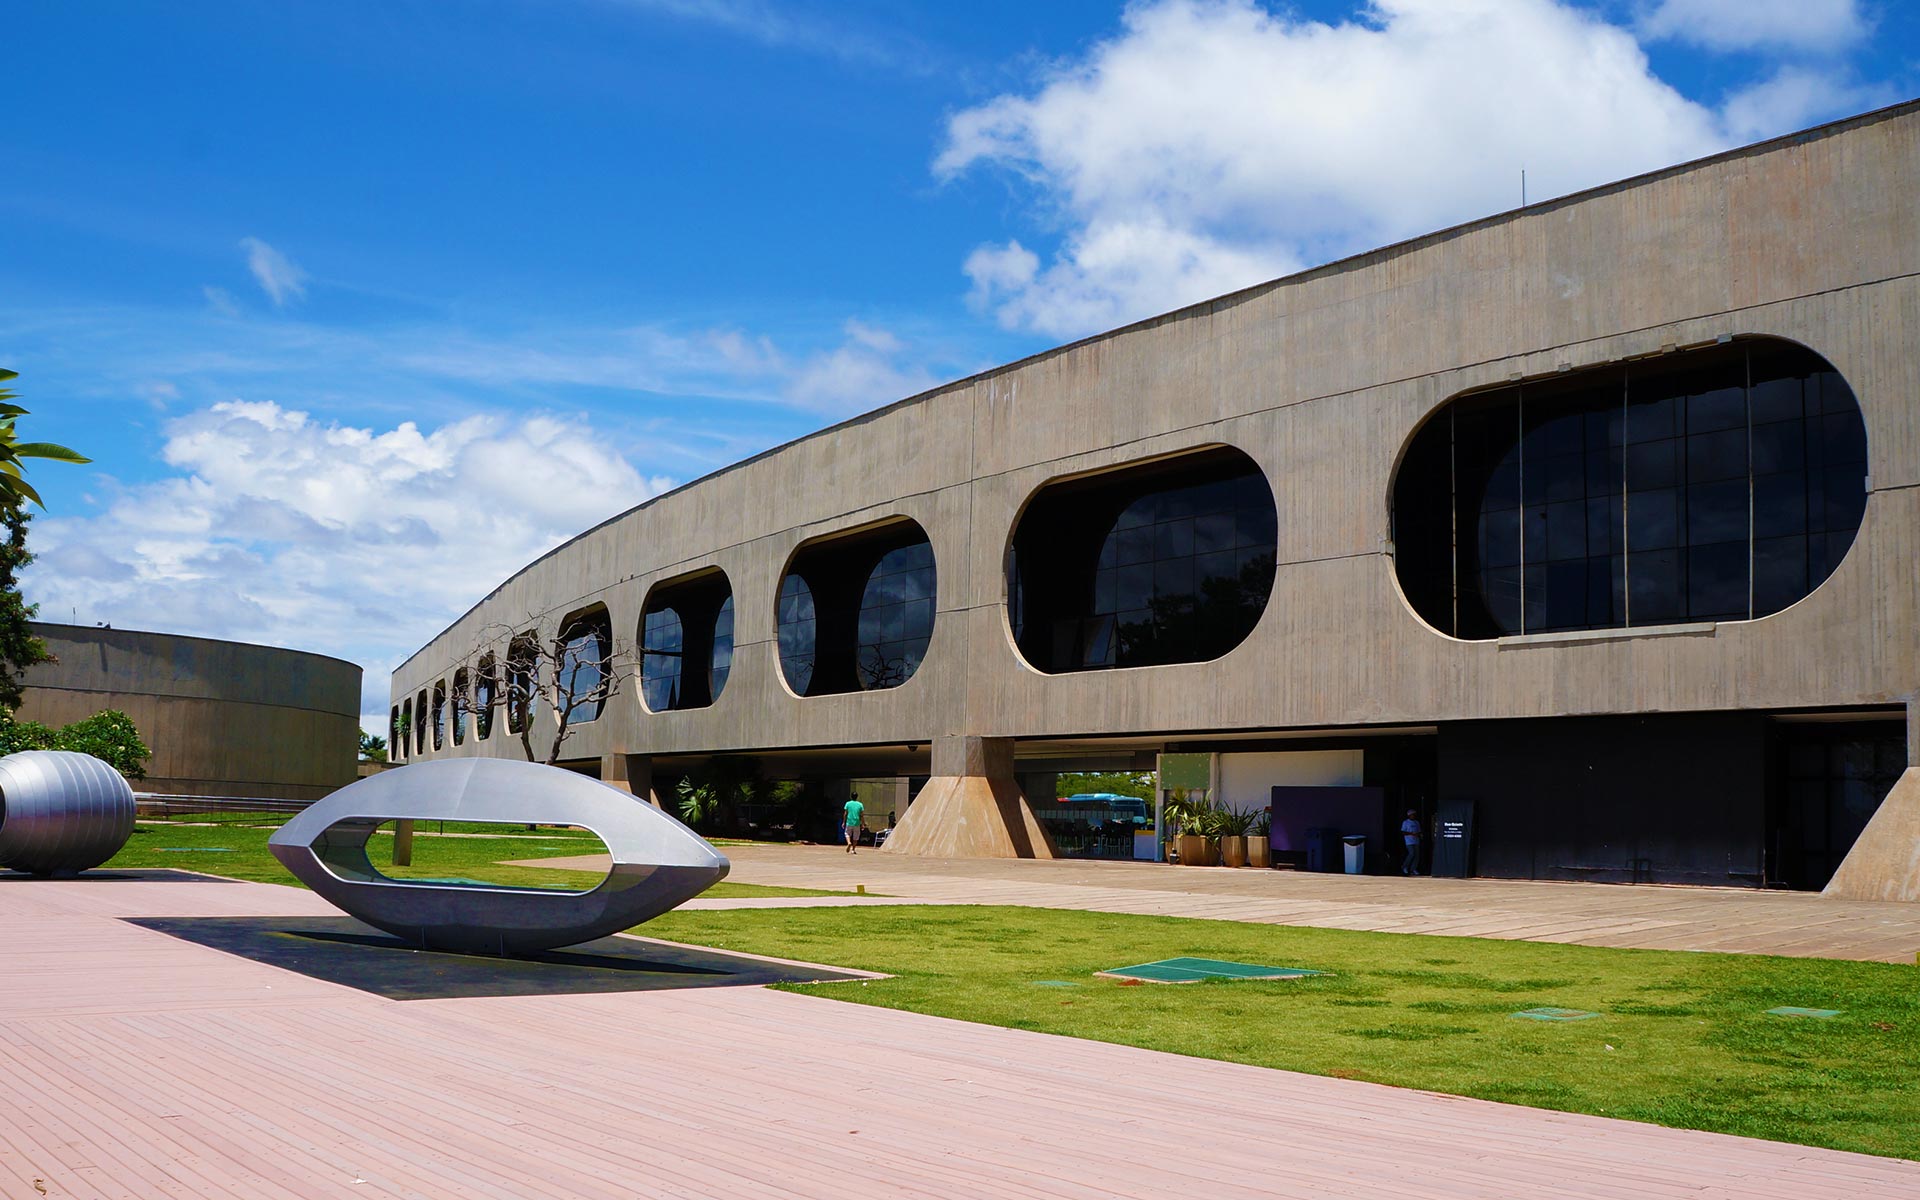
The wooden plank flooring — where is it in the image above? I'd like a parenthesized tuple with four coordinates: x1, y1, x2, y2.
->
(3, 871, 1917, 1198)
(544, 845, 1920, 963)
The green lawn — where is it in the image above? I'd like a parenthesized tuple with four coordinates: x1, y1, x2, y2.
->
(110, 820, 844, 898)
(643, 904, 1920, 1160)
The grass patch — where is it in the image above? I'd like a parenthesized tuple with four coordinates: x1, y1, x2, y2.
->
(641, 904, 1920, 1159)
(104, 821, 844, 898)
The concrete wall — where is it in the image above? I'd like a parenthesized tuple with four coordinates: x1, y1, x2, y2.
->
(19, 624, 362, 800)
(392, 104, 1920, 781)
(1216, 751, 1365, 815)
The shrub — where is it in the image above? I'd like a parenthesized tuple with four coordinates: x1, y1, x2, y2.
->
(0, 709, 150, 780)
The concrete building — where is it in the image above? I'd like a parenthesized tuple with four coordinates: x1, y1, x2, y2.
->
(20, 623, 362, 801)
(392, 101, 1920, 901)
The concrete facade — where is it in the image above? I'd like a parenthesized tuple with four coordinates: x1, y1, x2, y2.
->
(393, 103, 1920, 895)
(20, 623, 362, 801)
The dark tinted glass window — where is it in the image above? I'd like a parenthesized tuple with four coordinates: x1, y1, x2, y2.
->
(780, 521, 936, 696)
(414, 690, 427, 753)
(506, 635, 537, 733)
(1392, 339, 1865, 638)
(451, 668, 468, 745)
(475, 657, 495, 741)
(431, 683, 446, 750)
(857, 542, 936, 689)
(641, 607, 685, 711)
(711, 596, 734, 698)
(389, 706, 401, 760)
(777, 574, 817, 695)
(1009, 447, 1277, 673)
(640, 570, 734, 712)
(558, 609, 612, 724)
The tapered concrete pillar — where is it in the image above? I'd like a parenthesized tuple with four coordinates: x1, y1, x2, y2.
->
(1824, 700, 1920, 901)
(883, 736, 1056, 858)
(600, 753, 658, 806)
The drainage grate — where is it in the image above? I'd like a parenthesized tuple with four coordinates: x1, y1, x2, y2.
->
(1096, 957, 1325, 984)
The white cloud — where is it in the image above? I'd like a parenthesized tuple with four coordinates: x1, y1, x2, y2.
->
(239, 237, 308, 307)
(785, 319, 942, 412)
(1639, 0, 1868, 54)
(938, 0, 1874, 339)
(201, 286, 240, 317)
(24, 401, 671, 732)
(1720, 66, 1892, 142)
(390, 318, 949, 417)
(603, 0, 931, 70)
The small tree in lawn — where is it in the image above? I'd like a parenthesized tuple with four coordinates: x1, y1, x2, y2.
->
(451, 613, 633, 766)
(0, 370, 91, 715)
(0, 510, 51, 714)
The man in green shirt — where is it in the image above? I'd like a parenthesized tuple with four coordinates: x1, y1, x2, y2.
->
(843, 797, 865, 854)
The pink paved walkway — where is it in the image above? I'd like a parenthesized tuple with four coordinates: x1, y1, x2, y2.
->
(3, 871, 1916, 1199)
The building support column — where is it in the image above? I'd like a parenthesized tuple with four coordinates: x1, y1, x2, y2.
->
(1824, 698, 1920, 901)
(882, 736, 1056, 859)
(600, 753, 658, 806)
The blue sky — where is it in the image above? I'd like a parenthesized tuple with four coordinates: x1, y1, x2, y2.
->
(3, 0, 1914, 733)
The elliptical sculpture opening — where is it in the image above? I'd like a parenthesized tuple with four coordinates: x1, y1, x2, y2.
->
(270, 758, 730, 955)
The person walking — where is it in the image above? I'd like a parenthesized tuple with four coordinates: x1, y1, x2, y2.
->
(843, 795, 866, 854)
(1400, 808, 1422, 876)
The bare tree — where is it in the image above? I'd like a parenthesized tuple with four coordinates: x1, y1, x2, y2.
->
(446, 612, 635, 766)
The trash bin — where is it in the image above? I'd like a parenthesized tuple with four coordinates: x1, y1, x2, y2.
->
(1342, 835, 1367, 875)
(1306, 826, 1341, 872)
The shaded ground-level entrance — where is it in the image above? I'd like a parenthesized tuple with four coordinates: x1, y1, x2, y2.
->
(643, 706, 1907, 891)
(1434, 710, 1906, 890)
(1012, 707, 1907, 890)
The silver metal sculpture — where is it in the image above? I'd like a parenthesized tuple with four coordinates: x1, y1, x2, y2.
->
(270, 758, 729, 954)
(0, 750, 138, 876)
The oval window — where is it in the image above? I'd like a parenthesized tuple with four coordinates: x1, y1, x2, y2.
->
(1391, 338, 1867, 638)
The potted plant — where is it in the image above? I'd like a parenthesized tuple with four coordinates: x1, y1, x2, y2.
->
(1216, 806, 1255, 868)
(1247, 809, 1272, 868)
(1166, 791, 1216, 866)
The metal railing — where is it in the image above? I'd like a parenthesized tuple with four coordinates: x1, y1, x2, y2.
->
(135, 793, 315, 818)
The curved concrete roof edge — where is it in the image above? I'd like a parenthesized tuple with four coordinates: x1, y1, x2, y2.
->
(31, 621, 364, 675)
(398, 94, 1920, 675)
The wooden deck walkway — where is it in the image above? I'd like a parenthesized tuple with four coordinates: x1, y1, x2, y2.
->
(3, 871, 1917, 1198)
(616, 844, 1920, 963)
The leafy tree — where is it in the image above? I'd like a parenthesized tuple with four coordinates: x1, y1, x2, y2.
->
(0, 708, 150, 780)
(0, 510, 51, 713)
(1056, 771, 1156, 801)
(358, 731, 388, 763)
(0, 713, 57, 754)
(0, 369, 90, 512)
(52, 710, 150, 779)
(447, 615, 634, 766)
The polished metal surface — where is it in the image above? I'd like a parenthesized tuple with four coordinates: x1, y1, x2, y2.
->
(269, 758, 729, 954)
(0, 750, 138, 876)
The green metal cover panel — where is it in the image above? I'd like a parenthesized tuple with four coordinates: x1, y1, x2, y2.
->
(1097, 957, 1324, 983)
(1511, 1007, 1600, 1022)
(1157, 754, 1212, 791)
(1766, 1006, 1841, 1018)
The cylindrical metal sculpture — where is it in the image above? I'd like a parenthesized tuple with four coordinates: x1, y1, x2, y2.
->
(0, 750, 138, 876)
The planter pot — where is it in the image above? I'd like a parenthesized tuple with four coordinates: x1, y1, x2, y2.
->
(1220, 835, 1248, 868)
(1177, 833, 1215, 866)
(1247, 839, 1272, 868)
